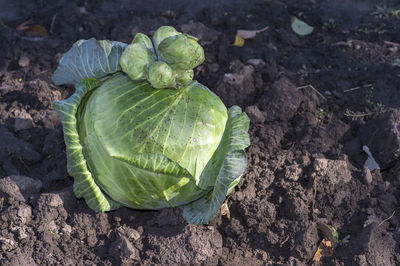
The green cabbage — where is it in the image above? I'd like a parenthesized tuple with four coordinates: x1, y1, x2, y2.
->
(52, 26, 250, 224)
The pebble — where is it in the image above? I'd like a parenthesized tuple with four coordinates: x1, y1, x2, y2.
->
(247, 59, 266, 71)
(18, 54, 30, 68)
(245, 105, 267, 124)
(363, 166, 373, 184)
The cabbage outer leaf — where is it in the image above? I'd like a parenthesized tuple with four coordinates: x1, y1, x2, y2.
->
(52, 38, 127, 85)
(53, 78, 122, 212)
(183, 106, 250, 224)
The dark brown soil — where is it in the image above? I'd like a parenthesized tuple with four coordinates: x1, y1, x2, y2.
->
(1, 0, 400, 265)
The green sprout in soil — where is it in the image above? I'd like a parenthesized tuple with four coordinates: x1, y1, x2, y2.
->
(364, 86, 384, 112)
(298, 64, 311, 81)
(372, 4, 400, 19)
(315, 108, 325, 125)
(322, 18, 339, 31)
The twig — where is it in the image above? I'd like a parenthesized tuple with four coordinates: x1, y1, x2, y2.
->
(50, 13, 58, 34)
(297, 85, 327, 101)
(378, 211, 396, 226)
(280, 235, 290, 247)
(384, 41, 400, 47)
(343, 84, 373, 93)
(312, 173, 317, 217)
(345, 112, 375, 118)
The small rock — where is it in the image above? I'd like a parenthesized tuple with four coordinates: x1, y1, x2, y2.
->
(18, 54, 30, 67)
(78, 6, 88, 15)
(18, 227, 28, 240)
(127, 228, 141, 241)
(0, 237, 16, 251)
(46, 220, 58, 232)
(14, 109, 33, 131)
(17, 204, 32, 223)
(363, 166, 373, 184)
(245, 105, 267, 124)
(247, 59, 266, 71)
(62, 224, 72, 235)
(284, 163, 302, 182)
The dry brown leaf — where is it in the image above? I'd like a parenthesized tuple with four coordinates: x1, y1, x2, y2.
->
(17, 20, 48, 37)
(313, 238, 334, 262)
(232, 26, 269, 47)
(24, 25, 48, 37)
(220, 197, 231, 220)
(237, 26, 269, 39)
(233, 35, 245, 47)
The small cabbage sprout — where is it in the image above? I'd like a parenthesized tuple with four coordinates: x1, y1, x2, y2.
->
(120, 33, 156, 80)
(147, 61, 175, 89)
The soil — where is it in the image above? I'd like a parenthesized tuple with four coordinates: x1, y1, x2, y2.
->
(1, 0, 400, 265)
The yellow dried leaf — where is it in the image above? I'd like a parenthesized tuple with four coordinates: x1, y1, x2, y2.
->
(313, 238, 334, 262)
(17, 21, 48, 37)
(233, 35, 245, 47)
(220, 198, 231, 220)
(25, 25, 48, 37)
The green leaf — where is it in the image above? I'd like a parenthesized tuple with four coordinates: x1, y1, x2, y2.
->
(52, 38, 127, 85)
(53, 77, 121, 212)
(291, 16, 314, 36)
(183, 106, 250, 224)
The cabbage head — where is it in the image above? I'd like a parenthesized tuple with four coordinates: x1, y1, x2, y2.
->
(52, 26, 250, 224)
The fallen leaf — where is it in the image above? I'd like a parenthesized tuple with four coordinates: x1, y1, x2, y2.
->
(24, 25, 48, 37)
(237, 26, 269, 39)
(233, 35, 245, 47)
(313, 238, 334, 262)
(291, 16, 314, 36)
(232, 26, 269, 47)
(220, 197, 231, 220)
(17, 20, 48, 37)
